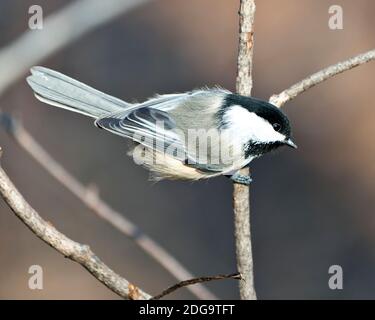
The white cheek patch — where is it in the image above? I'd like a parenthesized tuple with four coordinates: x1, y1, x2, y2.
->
(223, 105, 285, 143)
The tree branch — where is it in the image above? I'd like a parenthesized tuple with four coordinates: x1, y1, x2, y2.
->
(0, 140, 236, 299)
(0, 0, 150, 96)
(0, 113, 216, 300)
(152, 273, 241, 300)
(233, 0, 257, 300)
(269, 49, 375, 108)
(0, 155, 151, 300)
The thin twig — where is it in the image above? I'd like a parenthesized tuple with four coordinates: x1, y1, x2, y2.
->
(233, 0, 257, 300)
(0, 113, 216, 300)
(0, 0, 150, 96)
(0, 155, 151, 300)
(270, 49, 375, 108)
(152, 273, 241, 300)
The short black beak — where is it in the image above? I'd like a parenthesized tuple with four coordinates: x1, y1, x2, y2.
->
(284, 139, 297, 149)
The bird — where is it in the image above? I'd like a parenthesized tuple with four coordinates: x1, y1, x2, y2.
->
(26, 66, 296, 185)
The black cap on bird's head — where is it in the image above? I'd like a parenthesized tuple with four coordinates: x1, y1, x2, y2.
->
(222, 94, 297, 154)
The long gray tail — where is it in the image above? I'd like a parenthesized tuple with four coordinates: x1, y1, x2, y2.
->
(27, 66, 131, 119)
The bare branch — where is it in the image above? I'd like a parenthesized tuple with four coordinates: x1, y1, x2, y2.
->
(0, 113, 217, 300)
(152, 273, 241, 300)
(0, 0, 150, 96)
(0, 0, 216, 299)
(234, 0, 257, 300)
(0, 155, 151, 300)
(270, 49, 375, 107)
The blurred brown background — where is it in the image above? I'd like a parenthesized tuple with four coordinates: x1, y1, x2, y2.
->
(0, 0, 374, 299)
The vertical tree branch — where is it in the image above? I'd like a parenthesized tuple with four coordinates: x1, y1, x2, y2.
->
(233, 0, 257, 300)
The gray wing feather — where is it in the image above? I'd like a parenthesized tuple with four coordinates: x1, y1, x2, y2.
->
(96, 107, 188, 160)
(96, 88, 232, 169)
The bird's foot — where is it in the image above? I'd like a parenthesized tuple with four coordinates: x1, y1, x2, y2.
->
(228, 172, 252, 186)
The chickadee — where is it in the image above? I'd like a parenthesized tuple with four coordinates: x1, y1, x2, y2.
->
(27, 66, 296, 185)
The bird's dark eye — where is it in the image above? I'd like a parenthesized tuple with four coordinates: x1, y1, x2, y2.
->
(273, 123, 281, 131)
